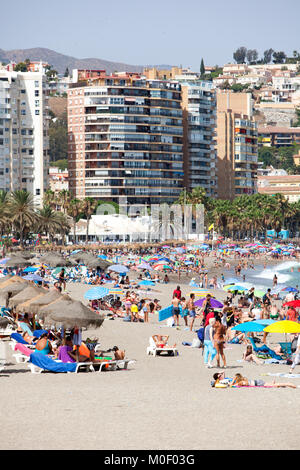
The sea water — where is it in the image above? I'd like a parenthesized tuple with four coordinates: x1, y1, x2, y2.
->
(225, 260, 300, 291)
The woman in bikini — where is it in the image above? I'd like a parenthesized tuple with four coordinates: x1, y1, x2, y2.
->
(213, 318, 227, 368)
(230, 373, 296, 388)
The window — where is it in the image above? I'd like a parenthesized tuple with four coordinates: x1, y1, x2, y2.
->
(36, 189, 40, 195)
(35, 110, 40, 115)
(35, 90, 39, 97)
(21, 110, 26, 115)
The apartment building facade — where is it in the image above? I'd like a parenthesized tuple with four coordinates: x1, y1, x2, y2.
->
(68, 72, 184, 205)
(258, 126, 300, 147)
(179, 78, 217, 197)
(216, 91, 258, 199)
(0, 68, 49, 205)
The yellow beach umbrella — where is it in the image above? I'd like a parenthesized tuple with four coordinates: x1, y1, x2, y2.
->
(264, 320, 300, 334)
(189, 290, 214, 297)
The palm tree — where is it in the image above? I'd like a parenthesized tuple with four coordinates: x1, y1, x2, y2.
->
(36, 205, 69, 242)
(58, 189, 71, 215)
(81, 197, 97, 241)
(43, 189, 58, 210)
(8, 190, 38, 247)
(67, 199, 83, 243)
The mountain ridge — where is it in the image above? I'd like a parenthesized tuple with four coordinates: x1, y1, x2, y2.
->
(0, 47, 173, 74)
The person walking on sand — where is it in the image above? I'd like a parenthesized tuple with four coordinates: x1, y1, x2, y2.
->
(204, 317, 217, 368)
(188, 293, 196, 331)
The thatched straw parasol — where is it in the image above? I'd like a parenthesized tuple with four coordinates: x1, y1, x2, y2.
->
(15, 291, 47, 314)
(8, 251, 35, 260)
(39, 298, 104, 329)
(0, 281, 30, 302)
(9, 285, 47, 309)
(69, 252, 95, 263)
(0, 275, 28, 289)
(85, 258, 112, 270)
(26, 289, 63, 315)
(5, 256, 32, 267)
(36, 294, 72, 321)
(39, 253, 72, 268)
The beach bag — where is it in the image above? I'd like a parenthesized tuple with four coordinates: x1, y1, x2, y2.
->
(192, 338, 201, 348)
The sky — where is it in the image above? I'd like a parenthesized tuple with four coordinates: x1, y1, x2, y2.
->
(2, 0, 300, 70)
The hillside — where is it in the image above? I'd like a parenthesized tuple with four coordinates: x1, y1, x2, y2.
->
(0, 47, 149, 74)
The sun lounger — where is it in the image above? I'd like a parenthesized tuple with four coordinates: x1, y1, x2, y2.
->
(13, 343, 34, 363)
(28, 351, 95, 374)
(147, 337, 178, 357)
(96, 359, 136, 372)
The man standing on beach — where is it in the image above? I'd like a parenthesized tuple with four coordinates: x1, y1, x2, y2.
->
(173, 285, 182, 300)
(188, 293, 196, 332)
(172, 295, 181, 327)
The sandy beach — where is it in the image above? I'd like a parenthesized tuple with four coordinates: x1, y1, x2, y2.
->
(0, 270, 299, 450)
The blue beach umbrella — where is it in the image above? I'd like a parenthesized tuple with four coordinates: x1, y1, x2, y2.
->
(253, 319, 276, 326)
(23, 266, 38, 273)
(231, 322, 266, 333)
(138, 280, 155, 287)
(281, 287, 298, 292)
(108, 264, 129, 274)
(22, 273, 44, 282)
(84, 286, 110, 300)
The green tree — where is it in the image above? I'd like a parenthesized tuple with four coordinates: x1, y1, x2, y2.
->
(233, 47, 247, 64)
(200, 58, 205, 77)
(48, 112, 68, 162)
(8, 190, 37, 246)
(81, 197, 97, 240)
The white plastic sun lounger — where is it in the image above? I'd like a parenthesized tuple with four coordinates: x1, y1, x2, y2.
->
(147, 337, 178, 357)
(96, 359, 136, 372)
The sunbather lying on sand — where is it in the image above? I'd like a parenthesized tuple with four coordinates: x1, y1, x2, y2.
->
(230, 373, 296, 388)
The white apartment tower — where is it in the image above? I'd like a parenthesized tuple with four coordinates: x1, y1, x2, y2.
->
(0, 67, 49, 205)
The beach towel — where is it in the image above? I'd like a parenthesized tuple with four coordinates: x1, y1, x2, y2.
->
(263, 372, 300, 379)
(14, 343, 33, 356)
(58, 345, 75, 363)
(29, 352, 77, 373)
(33, 329, 48, 338)
(11, 333, 29, 345)
(18, 322, 33, 336)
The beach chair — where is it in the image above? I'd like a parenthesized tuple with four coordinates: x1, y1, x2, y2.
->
(279, 342, 292, 356)
(28, 351, 96, 374)
(97, 359, 136, 372)
(147, 337, 178, 357)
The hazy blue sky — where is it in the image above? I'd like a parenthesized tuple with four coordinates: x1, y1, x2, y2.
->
(2, 0, 300, 69)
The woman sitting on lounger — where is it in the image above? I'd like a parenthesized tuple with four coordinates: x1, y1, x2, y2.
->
(35, 333, 53, 355)
(152, 335, 176, 348)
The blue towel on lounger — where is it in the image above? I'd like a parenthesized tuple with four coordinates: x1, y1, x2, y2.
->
(29, 352, 77, 373)
(33, 329, 48, 338)
(11, 332, 29, 344)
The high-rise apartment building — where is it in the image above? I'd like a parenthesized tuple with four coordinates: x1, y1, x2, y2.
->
(216, 91, 258, 199)
(68, 71, 184, 205)
(178, 78, 217, 197)
(0, 68, 49, 205)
